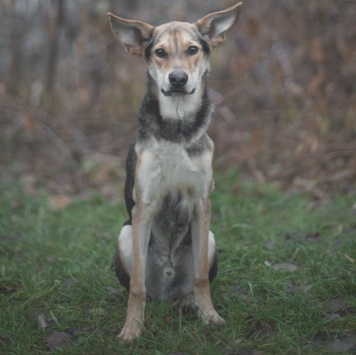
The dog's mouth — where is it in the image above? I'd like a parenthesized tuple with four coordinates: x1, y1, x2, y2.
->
(161, 88, 196, 97)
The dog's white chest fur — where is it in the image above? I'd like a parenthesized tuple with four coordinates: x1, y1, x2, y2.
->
(137, 139, 212, 207)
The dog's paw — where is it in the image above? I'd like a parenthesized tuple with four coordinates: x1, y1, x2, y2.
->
(181, 294, 197, 313)
(117, 319, 142, 344)
(207, 311, 226, 326)
(200, 309, 226, 327)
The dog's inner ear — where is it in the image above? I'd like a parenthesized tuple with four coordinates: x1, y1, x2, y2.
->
(108, 13, 154, 56)
(195, 2, 242, 49)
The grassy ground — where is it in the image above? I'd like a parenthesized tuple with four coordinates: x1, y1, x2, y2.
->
(0, 175, 355, 354)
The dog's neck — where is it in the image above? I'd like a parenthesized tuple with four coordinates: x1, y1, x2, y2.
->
(158, 89, 203, 121)
(138, 72, 214, 145)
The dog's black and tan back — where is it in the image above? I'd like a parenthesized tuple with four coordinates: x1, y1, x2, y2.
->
(108, 3, 241, 343)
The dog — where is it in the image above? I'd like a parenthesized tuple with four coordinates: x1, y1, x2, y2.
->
(108, 2, 242, 343)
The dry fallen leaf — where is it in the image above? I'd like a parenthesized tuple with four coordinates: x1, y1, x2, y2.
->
(305, 232, 321, 243)
(48, 195, 71, 211)
(264, 240, 275, 250)
(326, 298, 349, 313)
(285, 232, 321, 243)
(37, 313, 49, 329)
(284, 281, 312, 294)
(85, 307, 105, 316)
(46, 255, 55, 264)
(10, 200, 23, 209)
(273, 263, 298, 272)
(245, 317, 278, 340)
(62, 278, 76, 287)
(106, 286, 121, 297)
(0, 332, 12, 344)
(317, 335, 356, 353)
(46, 331, 74, 350)
(342, 253, 355, 264)
(323, 313, 341, 323)
(164, 316, 173, 324)
(234, 338, 243, 346)
(284, 281, 299, 294)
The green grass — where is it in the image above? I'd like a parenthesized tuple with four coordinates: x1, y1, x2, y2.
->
(1, 175, 355, 354)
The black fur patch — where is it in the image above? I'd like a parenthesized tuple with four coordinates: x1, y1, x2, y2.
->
(144, 39, 154, 61)
(113, 246, 130, 291)
(124, 142, 137, 223)
(198, 36, 210, 55)
(209, 252, 218, 282)
(186, 134, 213, 157)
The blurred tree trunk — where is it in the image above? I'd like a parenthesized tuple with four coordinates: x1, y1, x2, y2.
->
(46, 0, 65, 93)
(8, 13, 22, 95)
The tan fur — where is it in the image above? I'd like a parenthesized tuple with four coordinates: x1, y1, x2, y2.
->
(149, 23, 205, 75)
(119, 206, 145, 341)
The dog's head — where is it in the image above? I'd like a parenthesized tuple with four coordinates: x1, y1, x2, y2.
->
(108, 3, 241, 97)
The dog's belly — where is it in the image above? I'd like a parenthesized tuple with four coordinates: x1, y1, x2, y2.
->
(146, 190, 195, 300)
(137, 139, 213, 208)
(145, 237, 195, 300)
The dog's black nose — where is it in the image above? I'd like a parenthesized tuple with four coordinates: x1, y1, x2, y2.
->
(169, 71, 188, 88)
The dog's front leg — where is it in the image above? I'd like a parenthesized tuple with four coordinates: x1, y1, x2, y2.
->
(118, 204, 151, 344)
(192, 198, 225, 326)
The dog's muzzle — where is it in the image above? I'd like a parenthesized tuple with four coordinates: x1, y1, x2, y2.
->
(161, 71, 195, 96)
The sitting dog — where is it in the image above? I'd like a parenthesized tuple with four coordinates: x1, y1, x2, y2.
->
(108, 2, 242, 343)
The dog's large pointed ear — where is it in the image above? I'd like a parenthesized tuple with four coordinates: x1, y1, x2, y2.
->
(195, 2, 242, 49)
(108, 13, 154, 56)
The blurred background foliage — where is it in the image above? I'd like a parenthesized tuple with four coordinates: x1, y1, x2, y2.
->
(0, 0, 355, 198)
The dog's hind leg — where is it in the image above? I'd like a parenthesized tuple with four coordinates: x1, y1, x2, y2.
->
(207, 231, 218, 283)
(114, 223, 132, 290)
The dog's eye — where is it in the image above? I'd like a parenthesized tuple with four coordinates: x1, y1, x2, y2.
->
(155, 49, 167, 58)
(187, 46, 198, 55)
